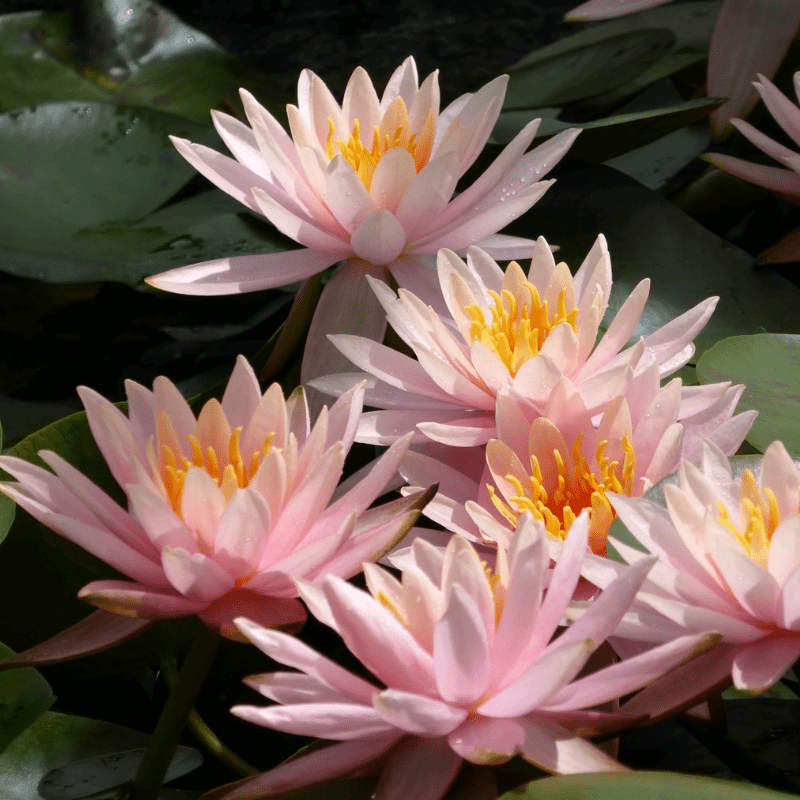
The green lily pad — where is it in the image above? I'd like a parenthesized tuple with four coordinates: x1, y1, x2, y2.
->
(0, 711, 201, 800)
(492, 96, 722, 161)
(505, 29, 675, 109)
(502, 771, 799, 800)
(0, 642, 54, 756)
(0, 420, 15, 545)
(511, 1, 720, 110)
(696, 334, 800, 456)
(0, 1, 287, 122)
(523, 163, 800, 360)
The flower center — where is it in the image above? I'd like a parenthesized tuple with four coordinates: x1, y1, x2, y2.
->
(465, 284, 578, 376)
(151, 406, 276, 517)
(489, 434, 636, 555)
(715, 469, 799, 567)
(325, 98, 435, 191)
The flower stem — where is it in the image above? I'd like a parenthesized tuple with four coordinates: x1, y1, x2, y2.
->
(129, 621, 220, 800)
(161, 655, 259, 777)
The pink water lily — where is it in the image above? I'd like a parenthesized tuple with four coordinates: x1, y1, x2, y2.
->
(205, 513, 714, 800)
(146, 57, 580, 382)
(579, 439, 800, 698)
(313, 235, 720, 447)
(401, 374, 755, 555)
(0, 356, 431, 651)
(705, 73, 800, 206)
(563, 0, 800, 136)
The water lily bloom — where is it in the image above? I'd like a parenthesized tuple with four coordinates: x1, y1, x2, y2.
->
(147, 57, 580, 382)
(206, 513, 713, 800)
(563, 0, 800, 136)
(314, 235, 732, 449)
(401, 375, 756, 556)
(0, 356, 432, 653)
(705, 73, 800, 205)
(579, 440, 800, 698)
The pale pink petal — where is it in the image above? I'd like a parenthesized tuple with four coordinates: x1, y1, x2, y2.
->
(731, 634, 800, 692)
(301, 260, 391, 386)
(370, 148, 417, 212)
(78, 579, 205, 618)
(731, 119, 799, 165)
(373, 737, 462, 800)
(382, 57, 419, 109)
(325, 156, 377, 231)
(146, 248, 342, 296)
(244, 671, 352, 704)
(703, 153, 800, 201)
(395, 152, 460, 235)
(235, 618, 378, 703)
(565, 0, 670, 22)
(753, 72, 800, 148)
(323, 576, 438, 695)
(0, 610, 153, 669)
(708, 4, 800, 135)
(213, 489, 271, 579)
(342, 65, 382, 131)
(434, 584, 492, 705)
(161, 547, 235, 602)
(373, 689, 467, 736)
(519, 716, 627, 774)
(233, 701, 395, 739)
(712, 541, 780, 620)
(125, 482, 198, 554)
(349, 209, 406, 264)
(220, 355, 262, 429)
(199, 738, 396, 800)
(179, 468, 227, 554)
(761, 441, 800, 519)
(297, 69, 344, 145)
(210, 108, 267, 178)
(778, 566, 800, 629)
(447, 717, 525, 764)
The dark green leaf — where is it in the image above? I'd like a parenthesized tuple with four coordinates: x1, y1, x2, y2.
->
(523, 164, 800, 360)
(696, 334, 800, 456)
(492, 96, 722, 161)
(502, 771, 799, 800)
(0, 642, 54, 756)
(0, 711, 200, 799)
(0, 3, 287, 122)
(505, 29, 675, 109)
(510, 2, 719, 108)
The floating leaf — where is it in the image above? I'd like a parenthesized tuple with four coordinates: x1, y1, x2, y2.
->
(0, 711, 200, 800)
(503, 771, 799, 800)
(0, 2, 287, 122)
(505, 29, 675, 109)
(696, 334, 800, 456)
(0, 642, 54, 756)
(492, 96, 722, 161)
(522, 163, 800, 359)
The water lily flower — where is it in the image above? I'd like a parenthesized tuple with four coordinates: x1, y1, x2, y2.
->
(704, 73, 800, 205)
(563, 0, 800, 136)
(579, 439, 800, 698)
(313, 235, 730, 449)
(0, 356, 432, 657)
(205, 513, 713, 800)
(147, 57, 580, 382)
(401, 375, 756, 555)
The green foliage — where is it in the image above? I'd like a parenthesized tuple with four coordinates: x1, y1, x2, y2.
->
(0, 711, 201, 799)
(501, 772, 800, 800)
(697, 334, 800, 456)
(0, 642, 54, 756)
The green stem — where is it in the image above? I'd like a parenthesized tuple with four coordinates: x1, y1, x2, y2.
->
(129, 622, 220, 800)
(161, 656, 259, 777)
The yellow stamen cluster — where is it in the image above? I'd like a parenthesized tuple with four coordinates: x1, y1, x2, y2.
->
(158, 424, 276, 517)
(715, 470, 799, 567)
(325, 99, 435, 191)
(490, 434, 636, 555)
(466, 283, 579, 376)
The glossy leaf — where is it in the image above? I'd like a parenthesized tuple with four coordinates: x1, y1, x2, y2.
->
(0, 3, 286, 122)
(492, 96, 722, 161)
(0, 711, 201, 800)
(509, 1, 719, 107)
(502, 771, 799, 800)
(523, 164, 800, 360)
(505, 29, 675, 109)
(696, 334, 800, 456)
(0, 642, 54, 756)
